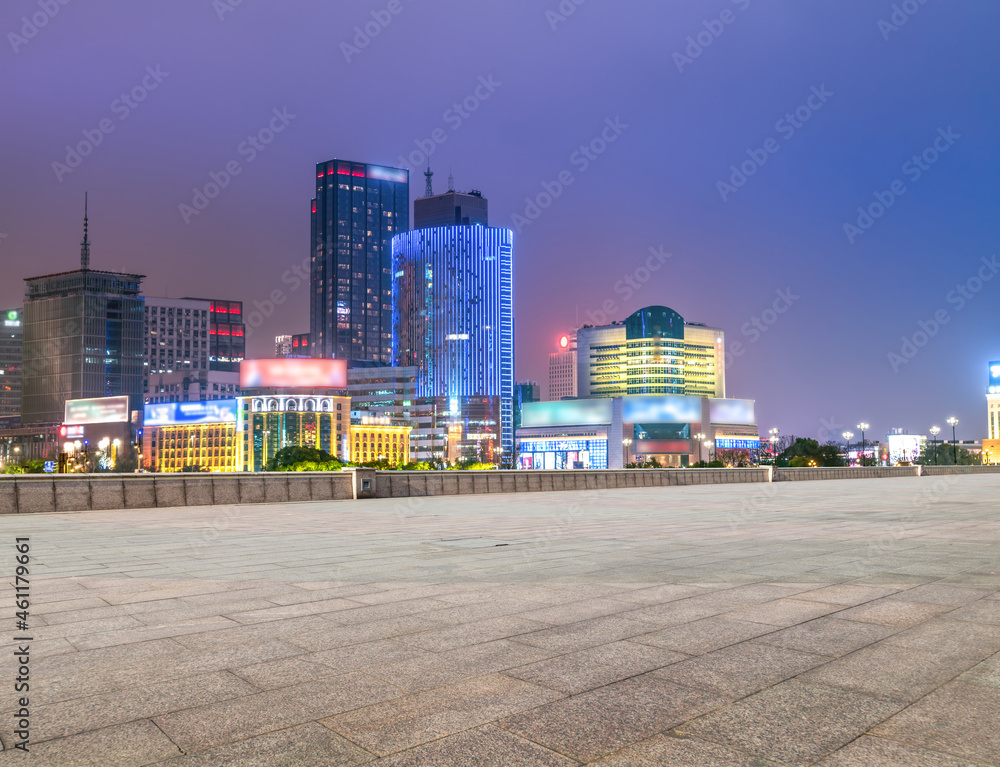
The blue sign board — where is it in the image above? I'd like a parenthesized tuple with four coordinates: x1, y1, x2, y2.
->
(144, 399, 239, 427)
(43, 461, 55, 473)
(521, 399, 613, 428)
(715, 438, 761, 450)
(623, 395, 701, 424)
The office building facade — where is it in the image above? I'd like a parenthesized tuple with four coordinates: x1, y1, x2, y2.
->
(392, 224, 514, 460)
(548, 333, 577, 401)
(514, 381, 540, 433)
(22, 269, 145, 424)
(576, 306, 725, 400)
(414, 189, 489, 229)
(310, 159, 409, 363)
(0, 309, 23, 425)
(146, 370, 240, 404)
(194, 298, 245, 371)
(143, 297, 210, 392)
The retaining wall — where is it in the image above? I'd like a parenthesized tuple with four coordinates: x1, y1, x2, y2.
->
(0, 472, 355, 514)
(773, 466, 920, 481)
(1, 464, 997, 513)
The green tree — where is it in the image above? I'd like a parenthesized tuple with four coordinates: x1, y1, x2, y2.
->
(265, 446, 338, 472)
(779, 438, 844, 468)
(916, 443, 981, 466)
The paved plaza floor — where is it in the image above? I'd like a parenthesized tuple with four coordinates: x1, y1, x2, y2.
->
(1, 475, 998, 765)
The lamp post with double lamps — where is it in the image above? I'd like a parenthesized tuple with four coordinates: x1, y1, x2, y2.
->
(929, 426, 940, 465)
(947, 417, 959, 464)
(768, 427, 780, 464)
(857, 423, 869, 466)
(693, 433, 705, 465)
(842, 432, 853, 466)
(622, 438, 632, 467)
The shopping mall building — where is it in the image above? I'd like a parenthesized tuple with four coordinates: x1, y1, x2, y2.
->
(517, 395, 759, 469)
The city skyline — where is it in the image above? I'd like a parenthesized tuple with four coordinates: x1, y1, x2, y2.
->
(2, 1, 998, 441)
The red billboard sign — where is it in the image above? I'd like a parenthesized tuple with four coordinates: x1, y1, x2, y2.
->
(240, 359, 347, 389)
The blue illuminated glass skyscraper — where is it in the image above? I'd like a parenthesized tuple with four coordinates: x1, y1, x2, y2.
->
(310, 159, 409, 363)
(392, 193, 514, 461)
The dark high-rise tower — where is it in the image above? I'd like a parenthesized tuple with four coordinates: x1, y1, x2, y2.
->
(310, 159, 409, 363)
(21, 201, 145, 423)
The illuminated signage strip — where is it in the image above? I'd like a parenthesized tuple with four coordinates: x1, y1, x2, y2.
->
(65, 396, 130, 425)
(144, 399, 239, 426)
(241, 359, 347, 389)
(715, 438, 761, 450)
(521, 399, 613, 428)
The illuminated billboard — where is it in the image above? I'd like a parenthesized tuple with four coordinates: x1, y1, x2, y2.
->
(521, 399, 613, 428)
(65, 396, 130, 425)
(887, 433, 923, 465)
(367, 165, 408, 184)
(144, 399, 238, 427)
(990, 361, 1000, 393)
(240, 359, 347, 389)
(709, 398, 756, 426)
(623, 395, 701, 424)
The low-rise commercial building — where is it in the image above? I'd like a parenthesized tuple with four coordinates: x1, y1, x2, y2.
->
(350, 415, 411, 465)
(517, 395, 758, 469)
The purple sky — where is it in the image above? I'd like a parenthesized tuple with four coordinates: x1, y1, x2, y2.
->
(2, 0, 997, 442)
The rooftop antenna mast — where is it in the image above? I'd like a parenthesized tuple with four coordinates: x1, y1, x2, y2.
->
(424, 166, 434, 197)
(448, 170, 454, 192)
(80, 192, 91, 271)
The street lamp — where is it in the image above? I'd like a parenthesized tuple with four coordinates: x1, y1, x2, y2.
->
(622, 438, 632, 466)
(768, 428, 780, 465)
(693, 433, 705, 465)
(704, 440, 714, 463)
(842, 432, 853, 466)
(947, 417, 959, 465)
(857, 423, 869, 466)
(929, 426, 940, 465)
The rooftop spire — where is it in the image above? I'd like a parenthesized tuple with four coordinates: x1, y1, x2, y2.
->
(80, 192, 90, 271)
(424, 165, 434, 197)
(448, 170, 454, 192)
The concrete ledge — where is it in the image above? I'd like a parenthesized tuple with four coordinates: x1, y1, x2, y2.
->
(1, 464, 995, 513)
(90, 479, 125, 511)
(124, 478, 156, 509)
(774, 467, 919, 481)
